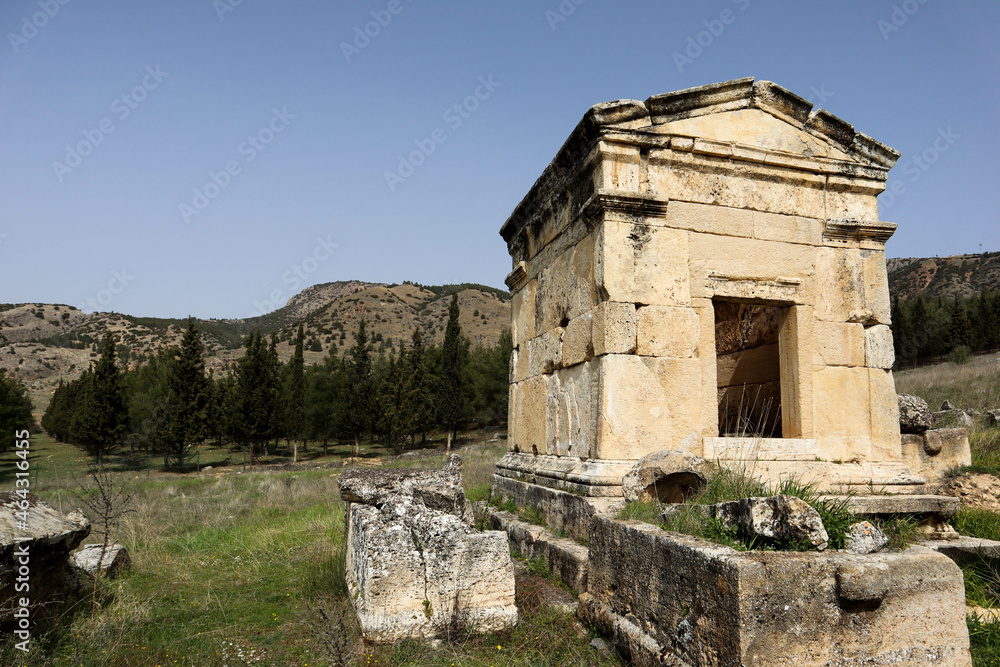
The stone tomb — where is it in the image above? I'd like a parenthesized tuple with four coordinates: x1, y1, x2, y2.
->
(495, 78, 964, 521)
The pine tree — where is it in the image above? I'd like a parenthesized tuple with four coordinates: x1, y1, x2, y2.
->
(0, 369, 35, 451)
(439, 294, 468, 449)
(72, 333, 128, 464)
(162, 319, 210, 470)
(287, 324, 306, 454)
(230, 331, 280, 462)
(378, 344, 412, 455)
(344, 319, 374, 457)
(407, 327, 430, 445)
(947, 298, 974, 352)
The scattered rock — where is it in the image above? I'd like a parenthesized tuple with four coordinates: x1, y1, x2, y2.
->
(70, 543, 131, 579)
(713, 495, 829, 550)
(987, 409, 1000, 427)
(844, 521, 888, 554)
(621, 433, 712, 503)
(340, 456, 517, 642)
(897, 394, 931, 433)
(590, 637, 611, 653)
(941, 400, 955, 411)
(932, 409, 974, 429)
(1, 493, 90, 624)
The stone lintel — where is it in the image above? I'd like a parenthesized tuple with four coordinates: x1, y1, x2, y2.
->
(823, 219, 897, 247)
(706, 272, 804, 304)
(820, 494, 960, 519)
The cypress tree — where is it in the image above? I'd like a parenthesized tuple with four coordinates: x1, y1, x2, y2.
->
(286, 324, 306, 454)
(0, 369, 35, 451)
(230, 331, 280, 462)
(162, 318, 210, 470)
(72, 333, 128, 464)
(408, 327, 430, 445)
(344, 319, 374, 457)
(439, 294, 468, 449)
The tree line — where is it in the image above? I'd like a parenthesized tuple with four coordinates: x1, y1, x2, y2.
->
(890, 290, 1000, 367)
(41, 294, 511, 467)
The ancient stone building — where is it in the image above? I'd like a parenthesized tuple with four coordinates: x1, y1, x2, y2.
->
(497, 77, 943, 505)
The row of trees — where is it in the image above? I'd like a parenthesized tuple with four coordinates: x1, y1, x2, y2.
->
(41, 295, 511, 467)
(0, 369, 35, 452)
(890, 291, 1000, 367)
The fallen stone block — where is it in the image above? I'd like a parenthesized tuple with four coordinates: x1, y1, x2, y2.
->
(70, 543, 131, 579)
(620, 434, 712, 503)
(845, 521, 888, 554)
(1, 493, 90, 624)
(898, 393, 931, 433)
(340, 456, 517, 642)
(713, 494, 829, 550)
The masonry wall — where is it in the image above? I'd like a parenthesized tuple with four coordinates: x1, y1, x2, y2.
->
(507, 135, 901, 466)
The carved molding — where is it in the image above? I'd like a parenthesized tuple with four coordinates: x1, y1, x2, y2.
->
(505, 261, 529, 292)
(823, 219, 897, 247)
(707, 272, 804, 304)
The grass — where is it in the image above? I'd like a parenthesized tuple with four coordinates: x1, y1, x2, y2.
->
(3, 434, 619, 667)
(894, 351, 1000, 414)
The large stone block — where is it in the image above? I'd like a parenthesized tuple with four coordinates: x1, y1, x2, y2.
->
(511, 278, 536, 347)
(752, 210, 823, 246)
(595, 221, 691, 306)
(812, 366, 872, 460)
(581, 518, 970, 667)
(865, 324, 895, 369)
(535, 235, 598, 334)
(635, 305, 700, 358)
(592, 301, 637, 356)
(547, 361, 598, 458)
(511, 375, 549, 455)
(561, 312, 593, 367)
(527, 327, 563, 377)
(688, 232, 815, 300)
(594, 141, 641, 192)
(346, 500, 516, 642)
(815, 321, 865, 367)
(816, 247, 890, 325)
(869, 368, 902, 460)
(665, 199, 754, 238)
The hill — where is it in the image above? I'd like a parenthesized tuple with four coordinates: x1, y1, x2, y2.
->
(887, 252, 1000, 300)
(0, 281, 511, 413)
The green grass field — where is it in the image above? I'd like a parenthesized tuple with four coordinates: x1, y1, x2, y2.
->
(1, 434, 622, 667)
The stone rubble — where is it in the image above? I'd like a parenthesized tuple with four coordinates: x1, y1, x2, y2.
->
(897, 393, 931, 433)
(70, 543, 131, 579)
(713, 494, 829, 550)
(845, 520, 889, 554)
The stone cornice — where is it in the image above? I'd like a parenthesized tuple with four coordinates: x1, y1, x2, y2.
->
(823, 219, 897, 247)
(579, 190, 670, 227)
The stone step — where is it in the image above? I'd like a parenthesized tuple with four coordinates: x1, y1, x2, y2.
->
(820, 494, 960, 518)
(923, 536, 1000, 567)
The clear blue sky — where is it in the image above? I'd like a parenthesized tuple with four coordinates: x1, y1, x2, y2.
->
(1, 1, 997, 318)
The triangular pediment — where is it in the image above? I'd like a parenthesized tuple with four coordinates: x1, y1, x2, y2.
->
(582, 78, 899, 169)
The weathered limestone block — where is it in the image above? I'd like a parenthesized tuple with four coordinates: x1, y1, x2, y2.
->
(815, 321, 865, 367)
(688, 232, 815, 301)
(594, 142, 641, 192)
(845, 521, 888, 555)
(511, 374, 548, 455)
(812, 366, 872, 459)
(635, 306, 700, 358)
(340, 457, 517, 643)
(816, 247, 891, 326)
(527, 327, 563, 377)
(510, 278, 536, 347)
(1, 494, 90, 624)
(595, 221, 691, 306)
(535, 236, 598, 335)
(713, 495, 829, 550)
(898, 393, 931, 434)
(339, 455, 473, 525)
(869, 368, 902, 460)
(901, 428, 972, 486)
(561, 312, 593, 367)
(752, 210, 823, 246)
(546, 361, 598, 458)
(346, 499, 517, 642)
(620, 436, 711, 503)
(865, 324, 895, 369)
(581, 517, 971, 667)
(592, 301, 636, 356)
(70, 543, 131, 579)
(665, 199, 754, 238)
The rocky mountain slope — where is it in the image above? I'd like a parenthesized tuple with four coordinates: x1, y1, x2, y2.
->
(1, 281, 511, 412)
(887, 252, 1000, 300)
